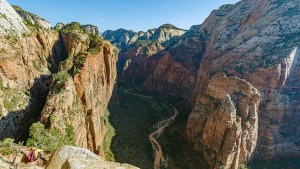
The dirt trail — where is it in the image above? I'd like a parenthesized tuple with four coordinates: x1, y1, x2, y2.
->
(125, 90, 178, 169)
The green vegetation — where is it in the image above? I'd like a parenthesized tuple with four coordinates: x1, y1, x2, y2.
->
(1, 88, 25, 112)
(49, 115, 55, 125)
(0, 13, 8, 20)
(3, 99, 15, 112)
(249, 158, 300, 169)
(87, 33, 104, 55)
(23, 20, 42, 30)
(159, 23, 185, 31)
(89, 34, 103, 49)
(239, 164, 249, 169)
(72, 53, 87, 75)
(26, 122, 75, 152)
(219, 4, 235, 11)
(32, 59, 44, 72)
(0, 138, 15, 155)
(102, 109, 116, 162)
(4, 34, 19, 45)
(132, 40, 152, 47)
(60, 22, 83, 33)
(12, 5, 48, 22)
(52, 71, 70, 93)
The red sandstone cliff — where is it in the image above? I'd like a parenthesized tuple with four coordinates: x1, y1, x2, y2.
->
(0, 1, 117, 157)
(114, 0, 300, 168)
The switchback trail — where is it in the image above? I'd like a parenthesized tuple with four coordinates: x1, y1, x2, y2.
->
(124, 90, 178, 169)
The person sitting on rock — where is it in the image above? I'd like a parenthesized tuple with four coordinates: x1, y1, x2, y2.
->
(22, 144, 47, 163)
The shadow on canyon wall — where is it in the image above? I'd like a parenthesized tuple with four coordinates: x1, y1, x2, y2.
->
(107, 79, 209, 169)
(0, 75, 52, 141)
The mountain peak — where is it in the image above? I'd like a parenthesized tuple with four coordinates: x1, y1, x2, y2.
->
(159, 23, 186, 31)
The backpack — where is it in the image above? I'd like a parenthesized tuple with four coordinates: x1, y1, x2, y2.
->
(27, 149, 35, 162)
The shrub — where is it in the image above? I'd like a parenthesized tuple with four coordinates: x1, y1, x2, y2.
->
(26, 122, 76, 152)
(0, 138, 15, 155)
(89, 34, 103, 49)
(72, 53, 87, 75)
(219, 4, 235, 11)
(3, 99, 15, 112)
(52, 71, 70, 93)
(239, 164, 249, 169)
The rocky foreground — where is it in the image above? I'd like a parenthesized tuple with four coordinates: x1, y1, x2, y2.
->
(0, 146, 138, 169)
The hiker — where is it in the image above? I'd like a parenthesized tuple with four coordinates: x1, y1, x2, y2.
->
(23, 144, 47, 163)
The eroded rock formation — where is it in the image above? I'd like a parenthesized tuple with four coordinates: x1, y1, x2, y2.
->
(40, 31, 117, 154)
(187, 74, 260, 168)
(0, 0, 61, 140)
(107, 0, 300, 168)
(0, 0, 117, 159)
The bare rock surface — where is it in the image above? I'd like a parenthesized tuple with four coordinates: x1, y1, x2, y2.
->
(46, 146, 139, 169)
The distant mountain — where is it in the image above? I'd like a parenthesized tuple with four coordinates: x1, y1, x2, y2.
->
(102, 24, 186, 49)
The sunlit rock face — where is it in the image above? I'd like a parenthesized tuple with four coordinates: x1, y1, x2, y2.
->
(0, 0, 117, 158)
(184, 0, 300, 168)
(106, 0, 300, 168)
(0, 0, 61, 140)
(40, 24, 117, 155)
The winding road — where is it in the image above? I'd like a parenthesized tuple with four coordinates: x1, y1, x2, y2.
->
(124, 90, 178, 169)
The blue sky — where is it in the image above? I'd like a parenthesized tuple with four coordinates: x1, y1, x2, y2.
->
(7, 0, 239, 32)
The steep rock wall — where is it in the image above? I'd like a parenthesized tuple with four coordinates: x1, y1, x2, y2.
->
(40, 30, 117, 155)
(0, 0, 62, 140)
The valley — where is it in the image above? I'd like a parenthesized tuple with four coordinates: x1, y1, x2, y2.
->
(0, 0, 300, 168)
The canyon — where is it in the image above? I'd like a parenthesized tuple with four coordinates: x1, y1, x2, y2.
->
(105, 0, 300, 168)
(0, 0, 300, 168)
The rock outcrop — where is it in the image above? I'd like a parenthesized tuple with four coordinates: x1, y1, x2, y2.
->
(117, 41, 164, 82)
(47, 146, 139, 169)
(187, 1, 300, 168)
(0, 0, 28, 35)
(81, 24, 100, 35)
(0, 0, 117, 160)
(40, 23, 117, 155)
(0, 0, 61, 140)
(187, 74, 260, 168)
(54, 22, 100, 35)
(12, 5, 51, 29)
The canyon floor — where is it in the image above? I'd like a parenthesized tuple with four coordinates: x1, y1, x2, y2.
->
(107, 81, 208, 169)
